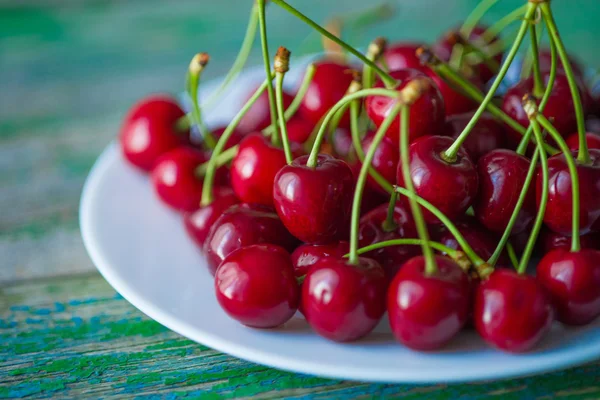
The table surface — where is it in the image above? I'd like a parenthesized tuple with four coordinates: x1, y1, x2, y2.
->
(2, 0, 600, 398)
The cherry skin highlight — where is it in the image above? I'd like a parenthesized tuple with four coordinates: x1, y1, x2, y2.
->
(383, 42, 425, 70)
(120, 95, 189, 171)
(302, 256, 387, 342)
(290, 241, 350, 279)
(215, 244, 299, 328)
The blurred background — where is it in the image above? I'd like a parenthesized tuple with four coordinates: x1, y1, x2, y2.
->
(1, 0, 600, 282)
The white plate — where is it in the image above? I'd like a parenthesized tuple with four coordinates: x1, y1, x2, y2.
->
(80, 63, 600, 384)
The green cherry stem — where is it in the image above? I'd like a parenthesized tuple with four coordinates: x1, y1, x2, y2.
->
(528, 19, 544, 98)
(274, 47, 294, 164)
(481, 3, 529, 44)
(506, 243, 519, 270)
(487, 149, 539, 266)
(460, 0, 499, 38)
(540, 2, 589, 164)
(195, 146, 238, 177)
(270, 0, 397, 88)
(199, 74, 274, 206)
(443, 2, 537, 162)
(352, 239, 459, 260)
(382, 190, 399, 232)
(257, 0, 279, 142)
(536, 113, 582, 252)
(362, 37, 387, 90)
(348, 103, 401, 265)
(187, 53, 217, 149)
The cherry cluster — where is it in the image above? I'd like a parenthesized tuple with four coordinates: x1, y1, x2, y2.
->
(118, 0, 600, 353)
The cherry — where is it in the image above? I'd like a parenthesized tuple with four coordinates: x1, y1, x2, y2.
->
(536, 149, 600, 236)
(387, 255, 471, 350)
(474, 269, 553, 352)
(382, 42, 425, 70)
(120, 95, 189, 171)
(215, 244, 299, 328)
(237, 86, 293, 133)
(538, 48, 584, 79)
(230, 133, 288, 207)
(358, 203, 419, 280)
(422, 66, 484, 117)
(360, 132, 399, 194)
(290, 241, 350, 279)
(273, 154, 354, 243)
(286, 116, 314, 144)
(203, 203, 298, 274)
(151, 147, 208, 212)
(444, 112, 507, 163)
(183, 187, 239, 248)
(473, 149, 536, 235)
(539, 228, 600, 253)
(396, 135, 479, 223)
(366, 69, 445, 143)
(565, 132, 600, 150)
(298, 61, 354, 128)
(301, 256, 387, 342)
(210, 126, 246, 149)
(537, 248, 600, 325)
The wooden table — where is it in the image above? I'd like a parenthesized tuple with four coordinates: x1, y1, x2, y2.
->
(2, 0, 600, 398)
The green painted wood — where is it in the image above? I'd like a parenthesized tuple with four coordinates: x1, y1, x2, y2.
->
(2, 274, 600, 399)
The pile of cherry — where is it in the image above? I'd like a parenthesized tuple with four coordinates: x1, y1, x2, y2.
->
(118, 0, 600, 353)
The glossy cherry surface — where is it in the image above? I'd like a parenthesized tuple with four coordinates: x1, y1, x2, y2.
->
(566, 132, 600, 150)
(387, 255, 471, 350)
(444, 112, 507, 162)
(358, 203, 418, 280)
(298, 61, 354, 128)
(539, 228, 600, 253)
(383, 42, 425, 70)
(537, 248, 600, 325)
(474, 149, 535, 235)
(302, 256, 387, 342)
(237, 86, 293, 133)
(396, 135, 479, 223)
(215, 244, 299, 328)
(183, 187, 239, 248)
(360, 132, 399, 194)
(230, 133, 289, 206)
(286, 116, 315, 144)
(365, 69, 445, 143)
(536, 149, 600, 236)
(474, 269, 553, 353)
(422, 66, 484, 116)
(120, 95, 189, 171)
(273, 154, 354, 243)
(204, 203, 298, 274)
(290, 241, 350, 279)
(150, 147, 207, 212)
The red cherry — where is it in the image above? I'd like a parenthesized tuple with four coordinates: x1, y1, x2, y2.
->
(566, 132, 600, 150)
(230, 133, 288, 206)
(387, 255, 471, 350)
(422, 66, 484, 116)
(298, 61, 354, 128)
(286, 116, 314, 144)
(474, 149, 536, 235)
(536, 149, 600, 236)
(203, 203, 298, 274)
(538, 48, 584, 79)
(151, 147, 208, 212)
(215, 244, 299, 328)
(237, 87, 293, 133)
(358, 203, 419, 280)
(474, 269, 554, 352)
(302, 256, 387, 342)
(273, 154, 354, 243)
(290, 241, 350, 279)
(366, 69, 445, 143)
(444, 112, 507, 162)
(210, 126, 246, 149)
(120, 95, 189, 171)
(537, 248, 600, 325)
(396, 135, 479, 223)
(382, 42, 425, 70)
(183, 187, 239, 248)
(360, 132, 399, 194)
(539, 228, 600, 253)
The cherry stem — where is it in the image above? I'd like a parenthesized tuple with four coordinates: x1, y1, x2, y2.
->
(443, 2, 537, 162)
(528, 21, 544, 98)
(274, 47, 294, 164)
(394, 186, 486, 268)
(363, 37, 386, 90)
(270, 0, 397, 89)
(348, 103, 401, 265)
(257, 0, 280, 143)
(506, 243, 519, 270)
(481, 3, 529, 45)
(382, 190, 399, 232)
(306, 88, 400, 168)
(460, 0, 499, 38)
(463, 40, 500, 72)
(262, 63, 316, 136)
(399, 106, 437, 275)
(517, 117, 548, 274)
(195, 146, 238, 177)
(351, 239, 459, 260)
(203, 3, 259, 109)
(187, 53, 217, 150)
(540, 3, 589, 165)
(199, 75, 274, 206)
(487, 149, 539, 266)
(536, 114, 582, 252)
(174, 114, 192, 132)
(349, 99, 394, 193)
